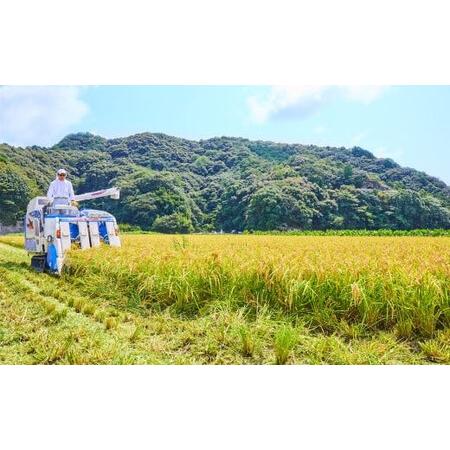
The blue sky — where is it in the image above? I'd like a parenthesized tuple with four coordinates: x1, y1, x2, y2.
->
(0, 86, 449, 184)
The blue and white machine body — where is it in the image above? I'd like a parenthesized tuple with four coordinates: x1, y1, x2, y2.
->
(24, 187, 121, 274)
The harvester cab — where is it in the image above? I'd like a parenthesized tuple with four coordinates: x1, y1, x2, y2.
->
(24, 187, 121, 274)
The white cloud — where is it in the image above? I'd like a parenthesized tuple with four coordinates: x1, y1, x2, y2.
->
(0, 86, 88, 147)
(248, 85, 387, 123)
(344, 86, 387, 104)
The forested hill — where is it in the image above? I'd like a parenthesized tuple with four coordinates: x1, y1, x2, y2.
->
(1, 132, 449, 232)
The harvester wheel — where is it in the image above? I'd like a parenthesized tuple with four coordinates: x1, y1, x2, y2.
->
(31, 255, 46, 273)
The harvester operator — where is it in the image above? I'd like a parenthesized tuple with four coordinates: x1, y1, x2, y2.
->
(46, 169, 75, 207)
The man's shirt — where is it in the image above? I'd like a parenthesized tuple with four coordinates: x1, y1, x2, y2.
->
(46, 179, 75, 201)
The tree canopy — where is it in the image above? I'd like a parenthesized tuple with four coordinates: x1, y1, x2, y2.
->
(0, 132, 449, 232)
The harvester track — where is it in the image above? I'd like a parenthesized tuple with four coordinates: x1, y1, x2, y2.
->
(0, 242, 158, 364)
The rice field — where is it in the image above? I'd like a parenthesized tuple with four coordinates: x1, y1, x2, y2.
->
(0, 234, 449, 364)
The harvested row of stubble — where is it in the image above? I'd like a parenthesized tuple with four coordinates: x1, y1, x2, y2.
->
(65, 235, 450, 339)
(0, 242, 163, 364)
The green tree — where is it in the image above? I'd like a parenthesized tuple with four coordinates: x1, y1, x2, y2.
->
(247, 179, 317, 231)
(343, 164, 354, 180)
(1, 133, 449, 232)
(334, 187, 374, 229)
(152, 213, 194, 233)
(117, 170, 196, 230)
(0, 169, 32, 225)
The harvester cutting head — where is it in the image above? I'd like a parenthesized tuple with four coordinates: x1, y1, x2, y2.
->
(24, 187, 121, 274)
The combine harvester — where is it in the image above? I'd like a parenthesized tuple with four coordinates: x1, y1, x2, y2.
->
(24, 188, 121, 274)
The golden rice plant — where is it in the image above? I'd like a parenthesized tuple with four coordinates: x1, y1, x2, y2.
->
(61, 235, 450, 338)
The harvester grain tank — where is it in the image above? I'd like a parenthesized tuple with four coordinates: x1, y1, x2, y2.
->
(24, 187, 121, 274)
